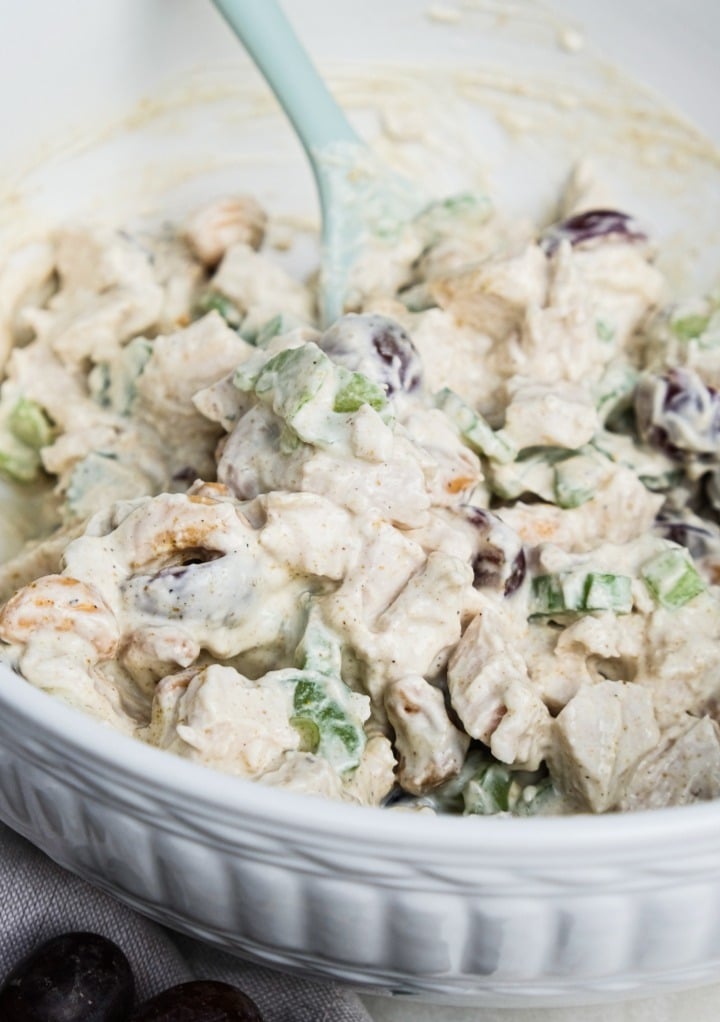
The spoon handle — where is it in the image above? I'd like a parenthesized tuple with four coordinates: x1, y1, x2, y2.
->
(211, 0, 358, 155)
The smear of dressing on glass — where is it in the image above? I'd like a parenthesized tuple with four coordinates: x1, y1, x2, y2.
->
(557, 26, 585, 53)
(425, 4, 463, 24)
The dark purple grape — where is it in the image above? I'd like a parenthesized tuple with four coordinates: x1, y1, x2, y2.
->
(664, 372, 707, 416)
(130, 980, 264, 1021)
(463, 506, 526, 596)
(635, 368, 720, 457)
(654, 519, 718, 559)
(171, 466, 200, 487)
(503, 549, 527, 597)
(318, 314, 423, 396)
(0, 931, 134, 1022)
(540, 209, 647, 255)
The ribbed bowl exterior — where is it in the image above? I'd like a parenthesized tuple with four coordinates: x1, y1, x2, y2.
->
(1, 666, 720, 1007)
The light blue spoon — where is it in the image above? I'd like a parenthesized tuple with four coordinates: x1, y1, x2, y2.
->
(211, 0, 421, 326)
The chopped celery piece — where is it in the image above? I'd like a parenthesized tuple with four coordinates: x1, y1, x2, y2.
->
(0, 395, 48, 481)
(514, 777, 564, 817)
(277, 422, 303, 453)
(436, 387, 517, 463)
(232, 349, 269, 392)
(672, 313, 710, 341)
(0, 445, 41, 483)
(553, 451, 605, 509)
(593, 362, 638, 425)
(490, 452, 555, 502)
(249, 312, 307, 347)
(296, 606, 343, 677)
(591, 429, 678, 492)
(416, 192, 490, 229)
(234, 342, 391, 447)
(254, 346, 315, 391)
(289, 716, 320, 753)
(254, 313, 283, 346)
(583, 574, 632, 611)
(64, 451, 141, 519)
(554, 477, 593, 509)
(333, 371, 387, 413)
(8, 398, 53, 449)
(436, 749, 564, 817)
(90, 337, 152, 415)
(641, 548, 705, 608)
(254, 346, 332, 429)
(287, 607, 367, 774)
(463, 762, 514, 815)
(638, 468, 684, 493)
(490, 445, 593, 503)
(65, 451, 117, 505)
(195, 290, 243, 328)
(531, 571, 632, 617)
(516, 446, 572, 464)
(435, 193, 482, 214)
(595, 319, 615, 343)
(532, 573, 578, 616)
(292, 677, 365, 773)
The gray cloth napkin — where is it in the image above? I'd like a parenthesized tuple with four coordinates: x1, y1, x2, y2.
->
(0, 821, 372, 1021)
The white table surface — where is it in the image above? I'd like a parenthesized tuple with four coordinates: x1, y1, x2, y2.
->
(359, 982, 720, 1021)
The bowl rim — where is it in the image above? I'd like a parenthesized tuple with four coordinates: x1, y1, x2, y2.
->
(2, 661, 719, 858)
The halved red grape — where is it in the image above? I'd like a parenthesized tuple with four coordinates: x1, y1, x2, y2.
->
(463, 506, 526, 595)
(635, 368, 720, 457)
(319, 313, 423, 396)
(540, 209, 647, 255)
(654, 518, 718, 558)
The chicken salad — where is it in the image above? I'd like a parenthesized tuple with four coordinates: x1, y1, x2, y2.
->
(1, 171, 720, 815)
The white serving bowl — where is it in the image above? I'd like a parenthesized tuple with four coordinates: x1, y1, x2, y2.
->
(1, 0, 720, 1008)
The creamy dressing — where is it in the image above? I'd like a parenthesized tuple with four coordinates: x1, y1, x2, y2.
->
(1, 183, 720, 815)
